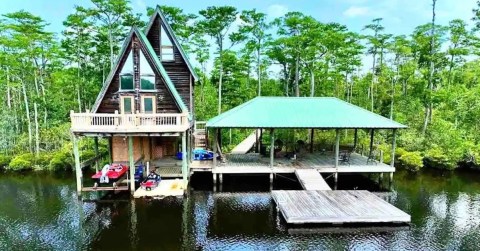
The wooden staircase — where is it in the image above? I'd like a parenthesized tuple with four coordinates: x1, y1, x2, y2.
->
(194, 121, 207, 148)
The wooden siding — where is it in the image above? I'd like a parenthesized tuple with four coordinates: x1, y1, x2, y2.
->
(146, 15, 194, 112)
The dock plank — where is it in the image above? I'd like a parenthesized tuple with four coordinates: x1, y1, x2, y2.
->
(295, 169, 331, 190)
(271, 190, 411, 224)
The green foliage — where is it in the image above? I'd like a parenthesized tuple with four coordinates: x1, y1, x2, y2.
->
(399, 151, 424, 172)
(48, 149, 73, 171)
(8, 153, 35, 171)
(0, 155, 12, 169)
(424, 148, 457, 170)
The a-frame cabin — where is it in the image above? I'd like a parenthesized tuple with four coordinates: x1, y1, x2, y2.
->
(70, 7, 200, 195)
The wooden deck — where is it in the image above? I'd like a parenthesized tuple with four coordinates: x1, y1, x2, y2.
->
(271, 190, 411, 225)
(230, 129, 261, 154)
(210, 152, 394, 174)
(133, 179, 185, 198)
(295, 169, 331, 190)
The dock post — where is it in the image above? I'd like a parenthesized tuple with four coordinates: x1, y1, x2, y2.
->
(213, 173, 217, 191)
(389, 172, 394, 188)
(353, 129, 358, 151)
(270, 128, 275, 168)
(73, 134, 82, 196)
(94, 137, 99, 172)
(379, 173, 384, 188)
(128, 136, 135, 195)
(213, 128, 218, 168)
(269, 173, 274, 190)
(219, 173, 223, 184)
(334, 129, 340, 187)
(369, 129, 375, 157)
(182, 132, 188, 187)
(309, 129, 314, 153)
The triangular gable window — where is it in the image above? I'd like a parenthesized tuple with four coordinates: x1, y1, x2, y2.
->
(161, 25, 174, 61)
(120, 50, 134, 90)
(140, 51, 155, 90)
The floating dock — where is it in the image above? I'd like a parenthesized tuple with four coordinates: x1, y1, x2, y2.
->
(294, 169, 331, 190)
(271, 190, 411, 225)
(133, 179, 185, 198)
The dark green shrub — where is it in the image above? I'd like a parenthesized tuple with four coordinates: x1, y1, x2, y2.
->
(48, 150, 73, 171)
(8, 153, 35, 171)
(34, 152, 54, 169)
(0, 155, 11, 169)
(399, 151, 423, 172)
(424, 148, 457, 170)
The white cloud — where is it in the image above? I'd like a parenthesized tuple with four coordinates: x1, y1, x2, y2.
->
(343, 6, 370, 18)
(267, 4, 289, 19)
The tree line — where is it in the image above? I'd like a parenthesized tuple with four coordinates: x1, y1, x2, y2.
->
(1, 0, 480, 172)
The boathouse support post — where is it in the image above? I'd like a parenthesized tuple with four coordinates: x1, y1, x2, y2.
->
(73, 134, 82, 195)
(108, 137, 113, 163)
(334, 129, 340, 187)
(182, 132, 188, 187)
(369, 129, 375, 157)
(310, 129, 314, 153)
(270, 128, 275, 168)
(390, 129, 397, 184)
(213, 128, 218, 168)
(256, 129, 260, 153)
(353, 129, 358, 151)
(94, 137, 99, 172)
(128, 136, 135, 195)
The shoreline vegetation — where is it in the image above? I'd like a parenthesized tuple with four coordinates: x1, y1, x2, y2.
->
(2, 1, 480, 174)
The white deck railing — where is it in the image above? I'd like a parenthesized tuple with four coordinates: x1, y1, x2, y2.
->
(70, 111, 190, 133)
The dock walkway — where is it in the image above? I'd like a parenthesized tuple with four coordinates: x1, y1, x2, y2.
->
(271, 190, 411, 225)
(133, 179, 185, 198)
(230, 129, 261, 154)
(294, 169, 331, 190)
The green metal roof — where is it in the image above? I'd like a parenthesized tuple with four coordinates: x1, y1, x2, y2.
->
(207, 97, 407, 129)
(135, 28, 188, 113)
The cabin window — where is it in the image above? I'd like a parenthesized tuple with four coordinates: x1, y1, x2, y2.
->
(160, 26, 174, 61)
(121, 96, 134, 114)
(120, 50, 134, 90)
(141, 96, 155, 114)
(140, 51, 156, 90)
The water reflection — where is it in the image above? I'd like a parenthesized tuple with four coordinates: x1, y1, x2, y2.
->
(1, 170, 480, 250)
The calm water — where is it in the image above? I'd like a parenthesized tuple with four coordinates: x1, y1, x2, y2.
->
(1, 170, 480, 250)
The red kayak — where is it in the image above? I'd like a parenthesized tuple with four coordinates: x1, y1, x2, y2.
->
(91, 164, 129, 184)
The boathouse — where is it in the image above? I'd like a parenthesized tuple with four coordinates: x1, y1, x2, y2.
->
(205, 97, 407, 187)
(70, 7, 199, 195)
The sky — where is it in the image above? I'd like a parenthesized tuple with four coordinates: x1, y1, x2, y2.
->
(1, 0, 477, 36)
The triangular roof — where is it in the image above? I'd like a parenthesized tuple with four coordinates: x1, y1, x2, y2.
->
(207, 97, 407, 129)
(145, 6, 199, 81)
(92, 27, 188, 113)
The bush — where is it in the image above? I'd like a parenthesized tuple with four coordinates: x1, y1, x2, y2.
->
(34, 152, 54, 170)
(399, 151, 423, 172)
(8, 153, 35, 171)
(0, 155, 11, 169)
(424, 148, 457, 170)
(48, 150, 73, 171)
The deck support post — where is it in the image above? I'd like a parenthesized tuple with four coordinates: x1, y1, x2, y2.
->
(128, 136, 135, 195)
(334, 129, 340, 186)
(108, 137, 113, 163)
(213, 173, 217, 191)
(73, 134, 82, 196)
(219, 173, 223, 184)
(369, 129, 375, 157)
(353, 129, 358, 151)
(182, 132, 188, 188)
(309, 129, 314, 153)
(256, 129, 260, 153)
(213, 128, 218, 168)
(269, 173, 274, 190)
(379, 173, 384, 188)
(270, 128, 275, 168)
(389, 129, 397, 187)
(94, 137, 99, 172)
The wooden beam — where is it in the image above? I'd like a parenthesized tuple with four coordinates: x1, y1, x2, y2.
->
(391, 129, 397, 167)
(335, 129, 340, 170)
(182, 132, 188, 186)
(94, 137, 99, 172)
(213, 129, 218, 167)
(73, 135, 82, 195)
(128, 136, 135, 195)
(369, 129, 375, 157)
(309, 129, 314, 153)
(270, 128, 275, 168)
(353, 129, 358, 150)
(108, 137, 113, 163)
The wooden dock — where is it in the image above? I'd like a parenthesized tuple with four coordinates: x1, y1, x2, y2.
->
(271, 190, 411, 225)
(133, 179, 185, 198)
(230, 129, 261, 154)
(295, 169, 331, 190)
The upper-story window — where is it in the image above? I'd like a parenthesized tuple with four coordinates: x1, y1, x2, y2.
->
(160, 26, 174, 61)
(140, 51, 155, 90)
(120, 50, 134, 90)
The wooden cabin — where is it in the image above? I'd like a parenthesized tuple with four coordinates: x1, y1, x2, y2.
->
(70, 7, 201, 195)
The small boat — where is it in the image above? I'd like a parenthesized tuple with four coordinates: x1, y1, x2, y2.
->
(141, 172, 161, 191)
(91, 164, 129, 186)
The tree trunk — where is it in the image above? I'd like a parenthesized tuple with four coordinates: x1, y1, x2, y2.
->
(310, 67, 315, 97)
(218, 56, 223, 115)
(294, 54, 300, 97)
(370, 52, 376, 112)
(108, 25, 114, 69)
(423, 0, 437, 135)
(257, 48, 261, 96)
(21, 79, 33, 153)
(6, 68, 11, 109)
(283, 64, 289, 97)
(34, 102, 39, 156)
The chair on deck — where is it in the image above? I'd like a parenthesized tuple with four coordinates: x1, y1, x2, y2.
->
(339, 150, 351, 166)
